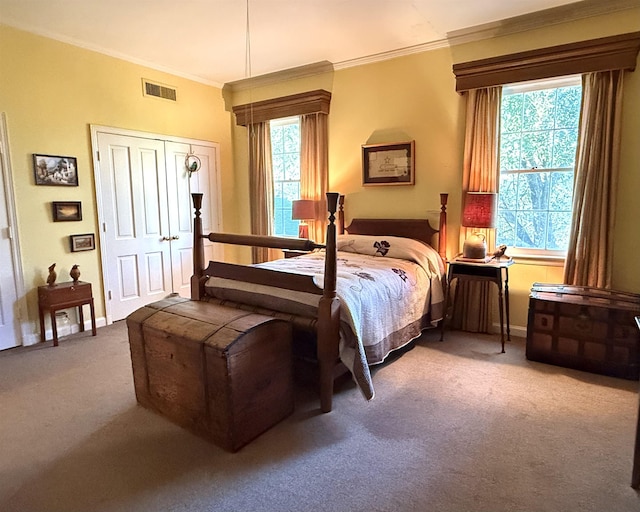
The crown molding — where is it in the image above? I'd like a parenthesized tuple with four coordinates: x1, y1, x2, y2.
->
(5, 0, 638, 90)
(240, 0, 640, 80)
(224, 61, 334, 92)
(1, 19, 223, 87)
(332, 39, 450, 72)
(446, 0, 640, 46)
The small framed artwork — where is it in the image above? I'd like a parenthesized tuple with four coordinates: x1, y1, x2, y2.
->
(362, 141, 415, 186)
(70, 233, 95, 252)
(33, 154, 79, 186)
(52, 201, 82, 222)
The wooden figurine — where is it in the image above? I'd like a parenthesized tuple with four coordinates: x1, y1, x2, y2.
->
(46, 263, 57, 287)
(491, 244, 508, 260)
(70, 264, 80, 283)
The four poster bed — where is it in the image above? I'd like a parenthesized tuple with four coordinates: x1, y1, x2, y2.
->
(190, 192, 449, 413)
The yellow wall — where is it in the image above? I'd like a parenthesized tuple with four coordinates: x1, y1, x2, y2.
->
(227, 9, 640, 332)
(330, 49, 464, 251)
(0, 25, 232, 342)
(2, 7, 639, 344)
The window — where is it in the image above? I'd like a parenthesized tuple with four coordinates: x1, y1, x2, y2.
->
(232, 90, 330, 248)
(496, 76, 582, 256)
(270, 116, 301, 237)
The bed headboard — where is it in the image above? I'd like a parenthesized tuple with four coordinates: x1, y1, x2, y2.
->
(339, 193, 448, 260)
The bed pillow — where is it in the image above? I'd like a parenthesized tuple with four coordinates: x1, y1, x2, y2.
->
(337, 234, 445, 276)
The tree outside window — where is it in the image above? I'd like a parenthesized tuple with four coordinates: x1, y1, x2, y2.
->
(497, 77, 581, 255)
(270, 116, 301, 237)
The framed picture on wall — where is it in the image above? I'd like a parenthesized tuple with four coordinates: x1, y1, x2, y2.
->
(362, 141, 415, 186)
(52, 201, 82, 222)
(69, 233, 95, 252)
(33, 154, 78, 186)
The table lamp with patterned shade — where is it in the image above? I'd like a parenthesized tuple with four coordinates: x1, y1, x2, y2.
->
(291, 199, 316, 239)
(461, 192, 497, 259)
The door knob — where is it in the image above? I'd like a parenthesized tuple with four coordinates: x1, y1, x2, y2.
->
(171, 235, 180, 240)
(161, 236, 171, 242)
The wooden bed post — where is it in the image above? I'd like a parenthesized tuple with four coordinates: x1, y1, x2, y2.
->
(191, 193, 205, 300)
(317, 192, 341, 413)
(438, 193, 448, 261)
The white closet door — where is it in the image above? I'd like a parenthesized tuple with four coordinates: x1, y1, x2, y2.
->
(164, 141, 195, 298)
(165, 142, 222, 297)
(97, 132, 172, 321)
(94, 126, 223, 322)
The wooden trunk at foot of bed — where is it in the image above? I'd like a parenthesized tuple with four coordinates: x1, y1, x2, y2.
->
(127, 296, 294, 451)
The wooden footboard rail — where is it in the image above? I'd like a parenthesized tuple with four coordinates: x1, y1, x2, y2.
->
(190, 192, 342, 413)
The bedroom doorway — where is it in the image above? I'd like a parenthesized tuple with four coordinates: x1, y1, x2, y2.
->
(0, 113, 24, 349)
(91, 126, 222, 323)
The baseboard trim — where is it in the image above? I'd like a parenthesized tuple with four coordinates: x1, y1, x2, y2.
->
(491, 322, 527, 339)
(22, 317, 108, 347)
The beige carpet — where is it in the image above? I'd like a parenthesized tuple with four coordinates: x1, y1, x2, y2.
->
(0, 322, 638, 512)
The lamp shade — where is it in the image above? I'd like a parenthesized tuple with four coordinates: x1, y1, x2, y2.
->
(462, 192, 497, 228)
(291, 199, 316, 220)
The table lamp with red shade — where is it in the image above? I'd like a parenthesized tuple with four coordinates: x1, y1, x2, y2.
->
(461, 192, 497, 260)
(291, 199, 316, 239)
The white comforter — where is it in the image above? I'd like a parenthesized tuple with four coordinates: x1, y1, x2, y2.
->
(205, 234, 445, 400)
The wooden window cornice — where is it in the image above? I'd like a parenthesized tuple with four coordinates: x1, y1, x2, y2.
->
(233, 89, 331, 126)
(453, 32, 640, 92)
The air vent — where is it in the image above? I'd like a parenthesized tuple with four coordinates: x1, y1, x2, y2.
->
(142, 79, 177, 101)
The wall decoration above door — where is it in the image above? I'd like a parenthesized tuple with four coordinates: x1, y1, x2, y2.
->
(33, 154, 78, 186)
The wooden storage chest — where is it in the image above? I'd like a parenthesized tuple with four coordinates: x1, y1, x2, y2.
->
(526, 283, 640, 380)
(126, 296, 294, 452)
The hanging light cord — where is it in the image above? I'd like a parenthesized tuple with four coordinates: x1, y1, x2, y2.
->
(244, 0, 255, 136)
(245, 0, 252, 80)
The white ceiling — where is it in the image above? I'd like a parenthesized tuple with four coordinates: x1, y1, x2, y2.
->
(0, 0, 624, 86)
